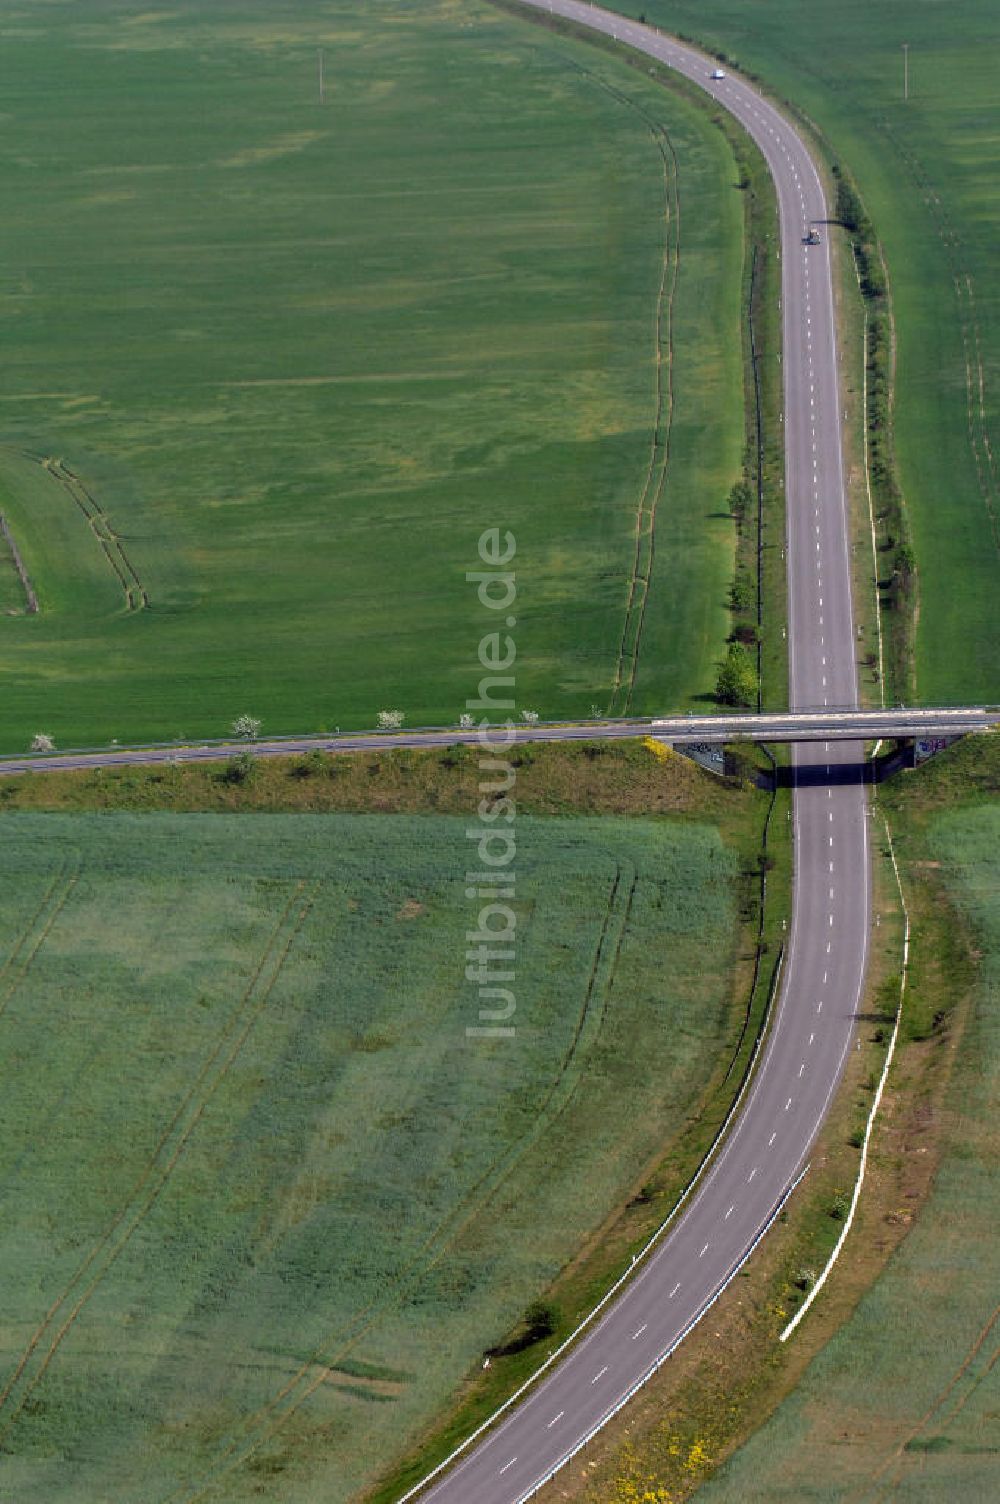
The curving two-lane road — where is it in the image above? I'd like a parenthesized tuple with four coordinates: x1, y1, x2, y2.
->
(412, 5, 870, 1501)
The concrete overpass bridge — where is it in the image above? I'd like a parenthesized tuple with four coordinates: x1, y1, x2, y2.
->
(0, 705, 993, 782)
(649, 705, 997, 744)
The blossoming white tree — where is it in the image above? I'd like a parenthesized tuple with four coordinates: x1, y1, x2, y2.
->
(377, 709, 405, 730)
(231, 715, 261, 742)
(30, 733, 55, 753)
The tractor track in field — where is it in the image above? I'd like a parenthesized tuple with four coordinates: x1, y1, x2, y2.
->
(0, 859, 79, 1025)
(43, 457, 150, 610)
(855, 1304, 1000, 1503)
(0, 881, 316, 1443)
(162, 862, 640, 1503)
(589, 76, 679, 719)
(516, 20, 682, 722)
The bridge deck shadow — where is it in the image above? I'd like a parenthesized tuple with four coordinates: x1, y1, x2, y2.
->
(773, 746, 910, 789)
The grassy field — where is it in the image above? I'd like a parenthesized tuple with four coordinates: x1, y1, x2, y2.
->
(0, 804, 756, 1502)
(613, 0, 1000, 703)
(0, 0, 746, 750)
(694, 736, 1000, 1501)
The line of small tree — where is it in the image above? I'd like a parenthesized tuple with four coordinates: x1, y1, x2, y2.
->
(833, 162, 916, 692)
(719, 478, 761, 707)
(26, 707, 550, 757)
(834, 171, 884, 299)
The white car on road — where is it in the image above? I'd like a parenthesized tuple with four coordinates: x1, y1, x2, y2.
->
(710, 67, 726, 79)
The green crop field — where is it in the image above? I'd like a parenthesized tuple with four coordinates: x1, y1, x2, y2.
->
(0, 808, 748, 1502)
(0, 0, 746, 752)
(696, 738, 1000, 1502)
(615, 0, 1000, 703)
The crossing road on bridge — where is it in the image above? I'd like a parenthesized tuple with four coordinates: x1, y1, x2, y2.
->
(0, 707, 994, 780)
(651, 706, 997, 742)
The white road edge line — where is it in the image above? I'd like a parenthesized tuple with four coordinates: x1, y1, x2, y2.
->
(396, 931, 786, 1504)
(508, 1169, 810, 1504)
(782, 811, 908, 1340)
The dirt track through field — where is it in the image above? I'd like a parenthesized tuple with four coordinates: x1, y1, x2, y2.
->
(41, 455, 150, 610)
(582, 64, 679, 717)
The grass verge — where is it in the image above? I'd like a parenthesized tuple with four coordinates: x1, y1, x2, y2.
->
(692, 734, 1000, 1501)
(832, 163, 915, 703)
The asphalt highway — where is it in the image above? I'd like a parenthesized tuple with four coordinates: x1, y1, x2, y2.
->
(0, 13, 985, 1503)
(0, 4, 983, 1502)
(409, 5, 874, 1501)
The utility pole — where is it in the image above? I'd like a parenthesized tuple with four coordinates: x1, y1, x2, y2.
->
(318, 48, 325, 106)
(902, 42, 909, 101)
